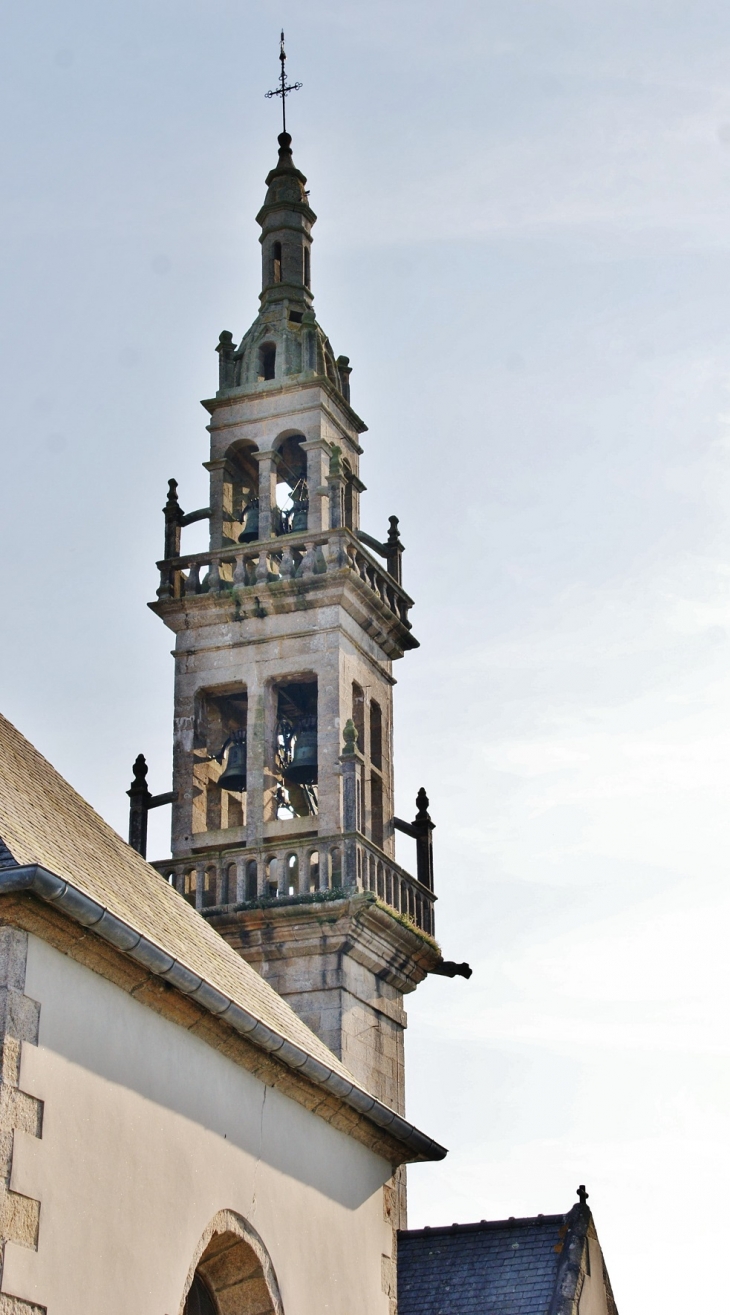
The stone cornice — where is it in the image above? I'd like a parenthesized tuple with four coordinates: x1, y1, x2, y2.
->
(206, 892, 442, 995)
(201, 375, 368, 438)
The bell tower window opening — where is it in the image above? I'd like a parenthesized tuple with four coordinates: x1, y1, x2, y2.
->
(194, 689, 248, 835)
(274, 433, 309, 535)
(258, 342, 276, 381)
(227, 791, 244, 829)
(303, 246, 311, 288)
(369, 700, 382, 770)
(370, 775, 384, 848)
(226, 444, 260, 547)
(272, 240, 282, 284)
(343, 462, 355, 530)
(205, 779, 221, 832)
(274, 679, 318, 818)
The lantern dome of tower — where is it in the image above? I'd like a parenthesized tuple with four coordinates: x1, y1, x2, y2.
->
(257, 132, 316, 225)
(215, 133, 354, 407)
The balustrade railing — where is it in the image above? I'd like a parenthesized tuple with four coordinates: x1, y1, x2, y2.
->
(153, 831, 435, 937)
(155, 527, 414, 632)
(343, 541, 411, 628)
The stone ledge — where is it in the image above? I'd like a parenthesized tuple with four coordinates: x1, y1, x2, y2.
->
(207, 891, 441, 994)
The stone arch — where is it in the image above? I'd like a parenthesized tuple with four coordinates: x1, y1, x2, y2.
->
(269, 431, 310, 536)
(179, 1209, 284, 1315)
(222, 440, 260, 545)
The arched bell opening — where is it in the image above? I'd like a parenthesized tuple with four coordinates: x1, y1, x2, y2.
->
(180, 1210, 283, 1315)
(273, 677, 318, 819)
(192, 686, 248, 837)
(273, 432, 309, 537)
(223, 442, 260, 548)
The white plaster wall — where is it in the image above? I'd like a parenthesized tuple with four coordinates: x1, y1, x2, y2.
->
(3, 934, 394, 1315)
(577, 1237, 613, 1315)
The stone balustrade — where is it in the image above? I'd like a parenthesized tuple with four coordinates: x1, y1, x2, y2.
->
(155, 527, 414, 633)
(152, 832, 436, 938)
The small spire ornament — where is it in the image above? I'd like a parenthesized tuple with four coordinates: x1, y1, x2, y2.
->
(265, 30, 302, 134)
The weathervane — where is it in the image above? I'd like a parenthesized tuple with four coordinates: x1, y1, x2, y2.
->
(265, 30, 302, 135)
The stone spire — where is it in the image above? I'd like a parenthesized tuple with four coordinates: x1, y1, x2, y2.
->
(256, 132, 316, 312)
(215, 134, 351, 401)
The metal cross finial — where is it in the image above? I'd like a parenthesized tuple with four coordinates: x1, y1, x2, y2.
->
(265, 30, 302, 135)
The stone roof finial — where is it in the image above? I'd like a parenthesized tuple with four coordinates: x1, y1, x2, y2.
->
(131, 753, 149, 788)
(342, 719, 358, 756)
(577, 1185, 589, 1207)
(415, 787, 431, 821)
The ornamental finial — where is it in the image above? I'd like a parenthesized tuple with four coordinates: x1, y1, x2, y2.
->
(342, 718, 358, 756)
(265, 30, 302, 135)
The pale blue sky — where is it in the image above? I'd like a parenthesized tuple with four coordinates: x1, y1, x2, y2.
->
(2, 2, 730, 1309)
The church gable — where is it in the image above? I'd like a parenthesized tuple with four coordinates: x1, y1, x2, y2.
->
(398, 1196, 619, 1315)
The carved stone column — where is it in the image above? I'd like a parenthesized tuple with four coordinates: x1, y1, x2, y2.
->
(300, 438, 330, 532)
(340, 719, 364, 887)
(204, 458, 229, 551)
(253, 451, 280, 542)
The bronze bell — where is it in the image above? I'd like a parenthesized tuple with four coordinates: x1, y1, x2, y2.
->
(290, 500, 308, 533)
(284, 717, 317, 785)
(218, 733, 247, 793)
(238, 498, 259, 544)
(289, 478, 309, 534)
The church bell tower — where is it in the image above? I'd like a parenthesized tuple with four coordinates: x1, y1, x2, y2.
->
(146, 124, 466, 1133)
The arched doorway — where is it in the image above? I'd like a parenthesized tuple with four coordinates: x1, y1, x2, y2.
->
(180, 1210, 283, 1315)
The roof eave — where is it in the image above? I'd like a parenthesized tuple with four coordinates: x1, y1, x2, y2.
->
(0, 864, 446, 1165)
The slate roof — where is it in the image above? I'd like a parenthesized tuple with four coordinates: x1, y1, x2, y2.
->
(0, 712, 445, 1161)
(398, 1210, 577, 1315)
